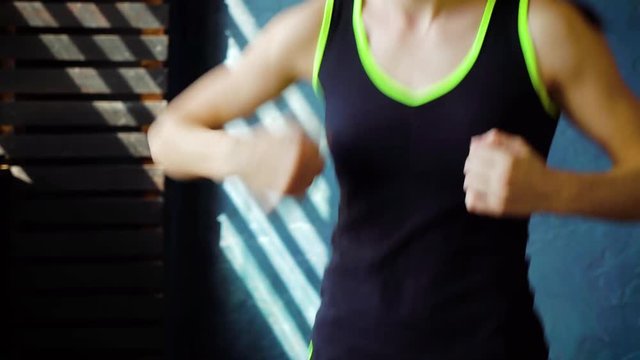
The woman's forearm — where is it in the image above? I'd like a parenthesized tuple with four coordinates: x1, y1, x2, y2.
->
(543, 165, 640, 221)
(148, 114, 251, 181)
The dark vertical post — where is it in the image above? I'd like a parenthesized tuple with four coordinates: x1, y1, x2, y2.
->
(0, 166, 12, 358)
(164, 1, 227, 359)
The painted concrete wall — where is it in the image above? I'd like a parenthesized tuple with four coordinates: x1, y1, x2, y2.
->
(216, 1, 640, 359)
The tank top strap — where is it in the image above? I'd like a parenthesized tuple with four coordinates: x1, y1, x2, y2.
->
(480, 0, 559, 117)
(312, 0, 348, 96)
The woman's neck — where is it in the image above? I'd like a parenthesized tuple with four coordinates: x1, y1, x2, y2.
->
(383, 0, 476, 20)
(365, 0, 480, 32)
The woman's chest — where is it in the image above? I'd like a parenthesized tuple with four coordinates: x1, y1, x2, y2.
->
(322, 84, 519, 181)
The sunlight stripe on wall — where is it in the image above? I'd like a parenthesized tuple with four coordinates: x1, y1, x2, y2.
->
(219, 214, 308, 360)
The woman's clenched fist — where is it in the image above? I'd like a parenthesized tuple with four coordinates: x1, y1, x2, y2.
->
(463, 128, 552, 218)
(234, 120, 325, 212)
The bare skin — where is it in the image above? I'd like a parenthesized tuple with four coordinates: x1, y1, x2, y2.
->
(361, 0, 488, 90)
(148, 0, 640, 219)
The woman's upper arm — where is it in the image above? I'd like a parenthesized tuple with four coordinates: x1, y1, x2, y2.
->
(529, 0, 640, 167)
(160, 0, 325, 129)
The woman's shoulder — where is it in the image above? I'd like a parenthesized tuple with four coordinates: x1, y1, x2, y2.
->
(525, 0, 604, 89)
(255, 0, 328, 82)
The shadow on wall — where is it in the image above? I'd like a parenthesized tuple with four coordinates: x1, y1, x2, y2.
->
(214, 0, 339, 359)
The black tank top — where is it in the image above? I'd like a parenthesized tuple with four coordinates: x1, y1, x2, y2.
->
(310, 0, 559, 358)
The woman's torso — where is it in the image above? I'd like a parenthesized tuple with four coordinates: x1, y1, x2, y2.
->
(311, 0, 559, 358)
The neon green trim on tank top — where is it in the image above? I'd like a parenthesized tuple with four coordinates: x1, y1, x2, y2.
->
(352, 0, 496, 108)
(518, 0, 560, 117)
(312, 0, 335, 97)
(307, 340, 313, 360)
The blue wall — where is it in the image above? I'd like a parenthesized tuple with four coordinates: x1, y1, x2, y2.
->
(217, 1, 640, 359)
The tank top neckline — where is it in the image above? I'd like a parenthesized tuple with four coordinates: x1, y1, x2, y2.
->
(352, 0, 497, 108)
